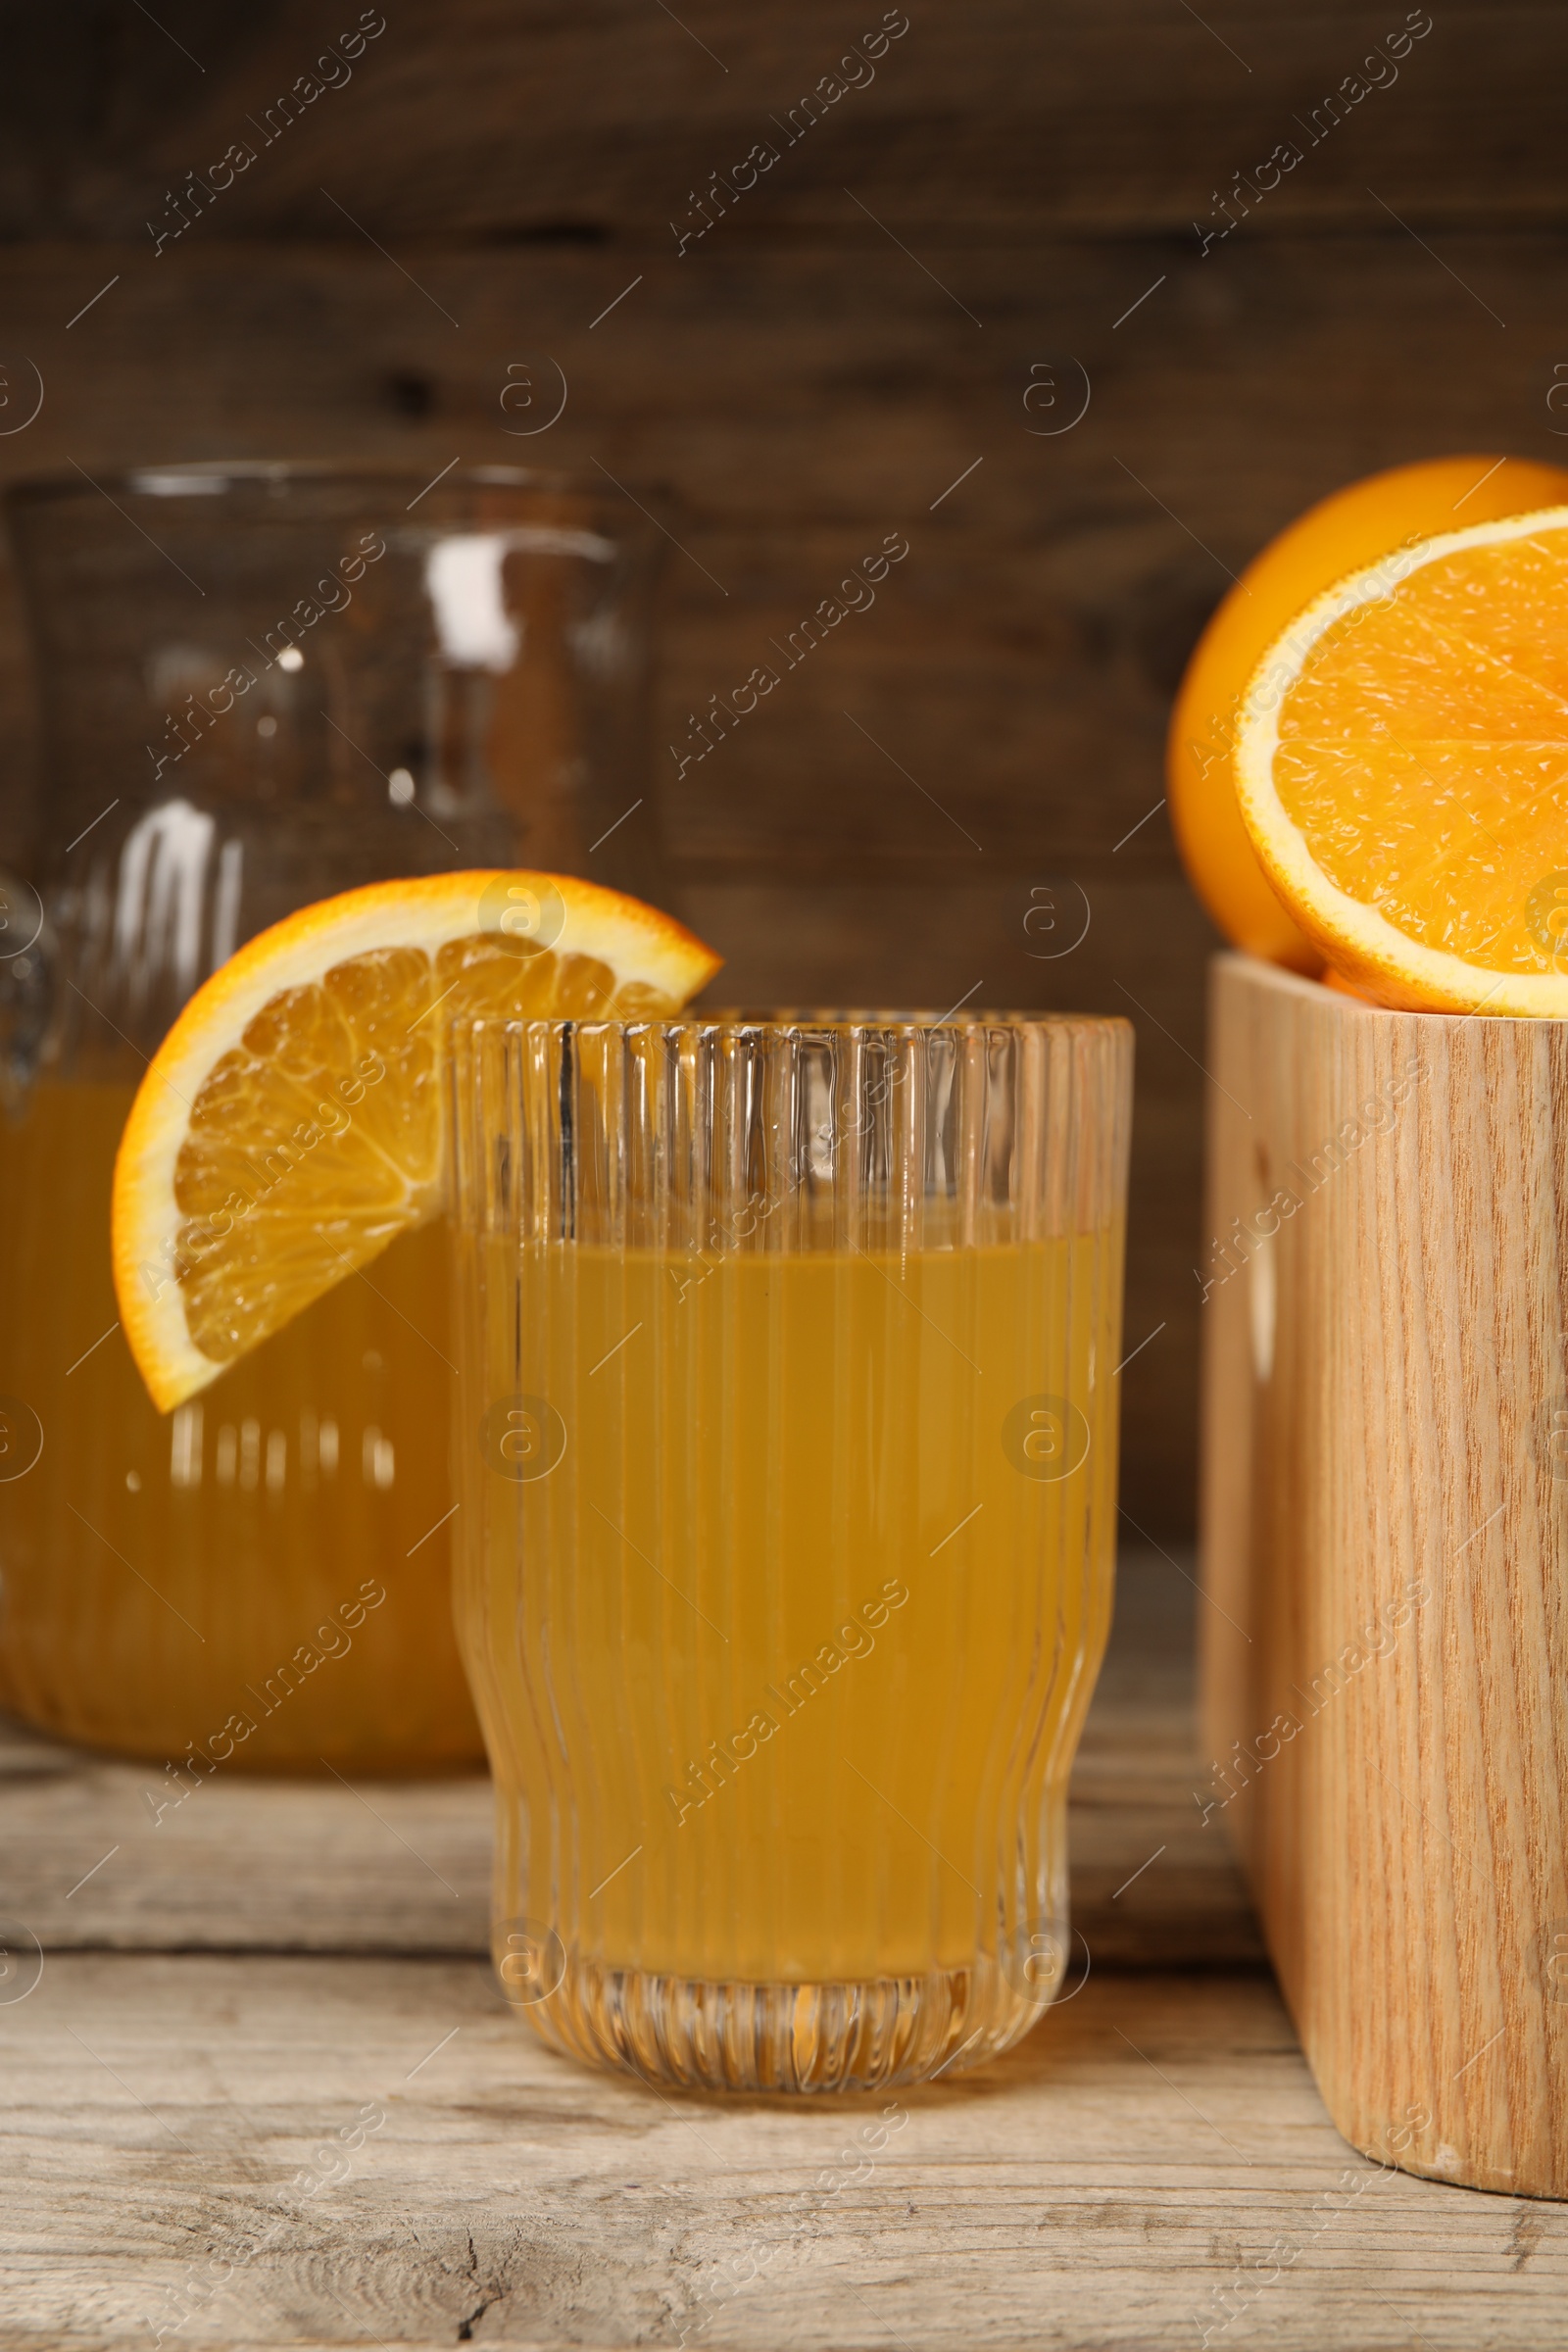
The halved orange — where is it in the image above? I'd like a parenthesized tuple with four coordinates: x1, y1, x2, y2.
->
(112, 872, 721, 1410)
(1168, 455, 1568, 972)
(1233, 505, 1568, 1014)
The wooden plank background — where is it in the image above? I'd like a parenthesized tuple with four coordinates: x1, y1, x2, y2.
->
(2, 1, 1564, 1528)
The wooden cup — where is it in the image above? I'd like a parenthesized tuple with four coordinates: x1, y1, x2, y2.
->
(1200, 953, 1568, 2197)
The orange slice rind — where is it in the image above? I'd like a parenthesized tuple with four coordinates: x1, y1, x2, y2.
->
(112, 870, 720, 1410)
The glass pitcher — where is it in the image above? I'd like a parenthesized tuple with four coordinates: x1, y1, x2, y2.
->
(0, 463, 665, 1772)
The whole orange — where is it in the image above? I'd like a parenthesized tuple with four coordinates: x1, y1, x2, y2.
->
(1166, 454, 1568, 970)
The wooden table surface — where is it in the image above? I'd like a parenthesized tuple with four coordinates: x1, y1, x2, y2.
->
(4, 1552, 1564, 2350)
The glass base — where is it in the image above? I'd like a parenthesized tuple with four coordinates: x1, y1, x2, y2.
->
(514, 1950, 1049, 2092)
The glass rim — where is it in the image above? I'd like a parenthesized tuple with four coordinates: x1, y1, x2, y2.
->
(1, 460, 669, 513)
(453, 1006, 1133, 1038)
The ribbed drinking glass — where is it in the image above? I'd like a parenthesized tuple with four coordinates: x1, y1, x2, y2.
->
(449, 1010, 1132, 2090)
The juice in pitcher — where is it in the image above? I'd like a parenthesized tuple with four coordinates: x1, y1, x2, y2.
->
(0, 1076, 470, 1767)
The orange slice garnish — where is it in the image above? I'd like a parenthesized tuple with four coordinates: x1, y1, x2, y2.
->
(112, 871, 720, 1409)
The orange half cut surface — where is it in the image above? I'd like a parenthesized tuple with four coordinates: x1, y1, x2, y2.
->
(1233, 504, 1568, 1014)
(1167, 453, 1568, 972)
(112, 871, 721, 1411)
